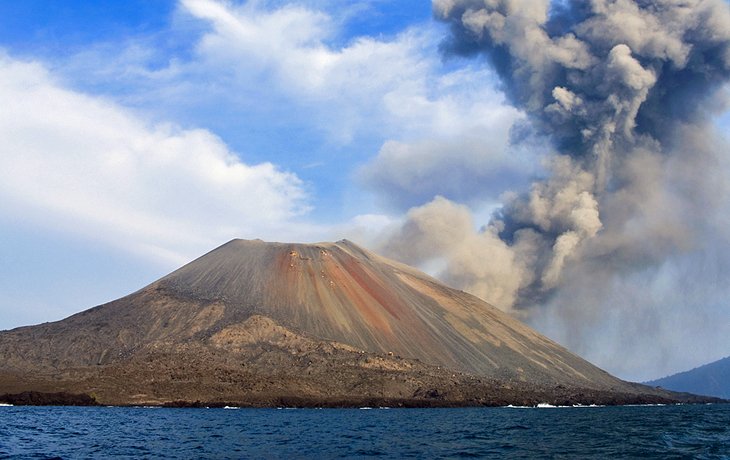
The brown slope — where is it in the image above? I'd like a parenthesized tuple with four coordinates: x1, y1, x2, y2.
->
(156, 238, 627, 389)
(3, 239, 622, 394)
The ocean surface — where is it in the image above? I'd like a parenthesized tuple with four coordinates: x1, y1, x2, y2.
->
(1, 404, 728, 459)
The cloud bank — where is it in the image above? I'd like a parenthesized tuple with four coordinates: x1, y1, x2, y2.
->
(0, 54, 310, 264)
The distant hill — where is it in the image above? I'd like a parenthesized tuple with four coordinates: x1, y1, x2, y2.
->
(645, 356, 730, 399)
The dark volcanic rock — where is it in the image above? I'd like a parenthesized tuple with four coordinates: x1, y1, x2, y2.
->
(0, 391, 98, 406)
(0, 239, 720, 406)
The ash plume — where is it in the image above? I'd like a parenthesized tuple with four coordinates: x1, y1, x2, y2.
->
(381, 0, 730, 378)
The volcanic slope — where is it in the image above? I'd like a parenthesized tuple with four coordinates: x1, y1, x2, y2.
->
(0, 239, 709, 406)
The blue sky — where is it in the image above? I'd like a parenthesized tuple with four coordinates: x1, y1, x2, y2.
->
(1, 0, 728, 382)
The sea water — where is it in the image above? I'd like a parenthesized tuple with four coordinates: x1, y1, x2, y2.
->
(0, 404, 728, 458)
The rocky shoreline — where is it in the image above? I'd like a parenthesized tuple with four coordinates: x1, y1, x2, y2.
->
(0, 391, 99, 406)
(1, 388, 724, 408)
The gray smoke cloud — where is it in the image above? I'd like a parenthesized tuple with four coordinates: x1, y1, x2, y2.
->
(378, 0, 730, 379)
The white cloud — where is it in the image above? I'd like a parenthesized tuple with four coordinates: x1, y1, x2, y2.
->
(121, 0, 537, 219)
(176, 0, 516, 145)
(44, 1, 528, 217)
(0, 54, 310, 264)
(178, 0, 431, 143)
(359, 125, 535, 210)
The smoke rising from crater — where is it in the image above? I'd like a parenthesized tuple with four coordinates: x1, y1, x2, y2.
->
(380, 0, 730, 378)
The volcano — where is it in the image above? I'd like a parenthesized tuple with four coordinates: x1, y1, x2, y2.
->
(0, 239, 714, 406)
